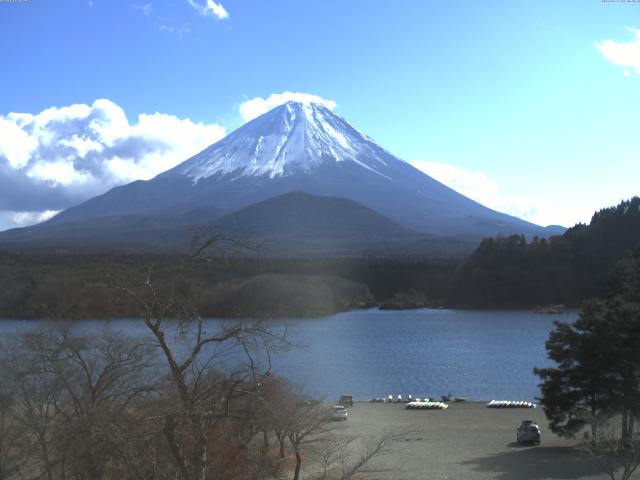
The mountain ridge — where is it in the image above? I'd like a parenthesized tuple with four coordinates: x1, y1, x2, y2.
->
(0, 101, 563, 253)
(0, 191, 478, 256)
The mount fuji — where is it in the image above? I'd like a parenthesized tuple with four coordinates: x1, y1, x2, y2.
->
(0, 101, 562, 254)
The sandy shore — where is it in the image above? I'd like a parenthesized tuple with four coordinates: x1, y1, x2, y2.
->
(326, 402, 607, 480)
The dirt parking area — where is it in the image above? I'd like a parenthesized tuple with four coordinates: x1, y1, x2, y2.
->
(327, 402, 607, 480)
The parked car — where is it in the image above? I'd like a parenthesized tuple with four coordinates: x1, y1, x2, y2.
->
(516, 420, 541, 445)
(331, 405, 348, 421)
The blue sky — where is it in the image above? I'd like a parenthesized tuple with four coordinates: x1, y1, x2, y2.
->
(0, 0, 639, 230)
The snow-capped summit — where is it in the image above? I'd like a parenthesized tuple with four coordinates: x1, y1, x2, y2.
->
(179, 101, 391, 181)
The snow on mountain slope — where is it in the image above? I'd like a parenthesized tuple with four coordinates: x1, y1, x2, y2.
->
(178, 102, 392, 180)
(9, 100, 559, 243)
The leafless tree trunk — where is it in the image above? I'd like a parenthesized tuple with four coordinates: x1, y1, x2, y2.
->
(114, 254, 291, 480)
(582, 415, 640, 480)
(276, 428, 287, 458)
(285, 402, 331, 480)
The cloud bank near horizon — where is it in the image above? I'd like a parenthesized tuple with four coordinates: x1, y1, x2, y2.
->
(409, 160, 554, 227)
(0, 99, 225, 229)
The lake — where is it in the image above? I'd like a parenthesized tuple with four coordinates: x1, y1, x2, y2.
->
(0, 308, 577, 402)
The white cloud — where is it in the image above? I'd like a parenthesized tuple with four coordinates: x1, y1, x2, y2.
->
(0, 117, 38, 168)
(187, 0, 229, 20)
(0, 99, 225, 229)
(410, 160, 553, 225)
(411, 161, 499, 205)
(58, 135, 104, 158)
(239, 91, 337, 123)
(27, 161, 92, 187)
(0, 210, 59, 229)
(595, 27, 640, 75)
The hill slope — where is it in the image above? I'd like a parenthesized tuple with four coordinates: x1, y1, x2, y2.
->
(215, 191, 476, 256)
(0, 191, 477, 256)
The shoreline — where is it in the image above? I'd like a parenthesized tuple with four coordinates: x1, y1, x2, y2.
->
(0, 305, 580, 322)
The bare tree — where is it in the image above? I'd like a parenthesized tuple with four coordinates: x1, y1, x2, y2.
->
(0, 325, 158, 480)
(582, 415, 640, 480)
(0, 383, 29, 480)
(114, 256, 291, 480)
(188, 225, 265, 270)
(255, 376, 298, 459)
(310, 429, 411, 480)
(264, 382, 412, 480)
(11, 362, 62, 480)
(286, 401, 332, 480)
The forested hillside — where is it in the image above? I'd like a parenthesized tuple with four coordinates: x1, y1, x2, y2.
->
(453, 197, 640, 308)
(2, 198, 639, 318)
(0, 252, 456, 319)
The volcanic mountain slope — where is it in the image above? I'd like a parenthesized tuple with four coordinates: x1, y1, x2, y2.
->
(0, 191, 477, 256)
(215, 191, 476, 256)
(218, 191, 412, 238)
(0, 101, 562, 252)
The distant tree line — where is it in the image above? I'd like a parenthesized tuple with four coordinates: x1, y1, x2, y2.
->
(453, 197, 640, 308)
(1, 197, 639, 319)
(0, 252, 457, 320)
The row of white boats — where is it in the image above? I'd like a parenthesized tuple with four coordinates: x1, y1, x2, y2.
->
(372, 395, 435, 403)
(370, 395, 537, 409)
(486, 400, 537, 409)
(405, 401, 449, 410)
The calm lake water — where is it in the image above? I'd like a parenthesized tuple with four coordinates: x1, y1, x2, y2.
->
(0, 308, 577, 402)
